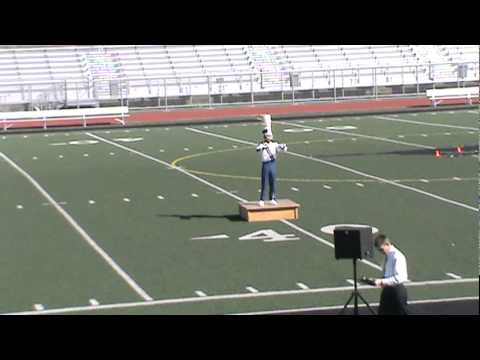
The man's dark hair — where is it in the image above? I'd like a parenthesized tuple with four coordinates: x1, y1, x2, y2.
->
(374, 233, 391, 248)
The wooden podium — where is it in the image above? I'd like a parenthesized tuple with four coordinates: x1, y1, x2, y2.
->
(239, 199, 300, 222)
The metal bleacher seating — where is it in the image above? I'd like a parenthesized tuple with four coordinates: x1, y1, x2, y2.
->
(0, 45, 477, 104)
(441, 45, 478, 63)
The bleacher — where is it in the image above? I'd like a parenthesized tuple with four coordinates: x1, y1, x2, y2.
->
(0, 45, 477, 104)
(441, 45, 478, 63)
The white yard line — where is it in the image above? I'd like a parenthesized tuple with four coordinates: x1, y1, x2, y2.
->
(5, 278, 477, 315)
(231, 296, 479, 315)
(281, 121, 434, 150)
(0, 151, 153, 302)
(287, 151, 477, 212)
(85, 132, 382, 273)
(185, 128, 477, 213)
(374, 115, 477, 131)
(216, 190, 238, 194)
(86, 133, 247, 203)
(187, 128, 254, 146)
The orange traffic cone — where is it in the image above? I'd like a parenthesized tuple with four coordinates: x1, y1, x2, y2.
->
(435, 149, 442, 158)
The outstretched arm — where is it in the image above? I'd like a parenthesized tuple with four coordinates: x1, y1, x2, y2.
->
(256, 142, 266, 152)
(277, 143, 288, 152)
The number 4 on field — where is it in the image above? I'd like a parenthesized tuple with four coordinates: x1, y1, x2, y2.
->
(239, 229, 300, 242)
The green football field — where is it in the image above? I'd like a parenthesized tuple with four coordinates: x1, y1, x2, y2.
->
(0, 109, 478, 315)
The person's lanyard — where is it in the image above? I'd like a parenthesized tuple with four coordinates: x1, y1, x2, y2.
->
(264, 143, 275, 161)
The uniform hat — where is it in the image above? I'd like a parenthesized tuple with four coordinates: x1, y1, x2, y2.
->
(258, 114, 273, 138)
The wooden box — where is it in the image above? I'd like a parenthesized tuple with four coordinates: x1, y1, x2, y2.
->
(239, 199, 300, 222)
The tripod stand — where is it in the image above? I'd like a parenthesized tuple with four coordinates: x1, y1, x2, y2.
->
(339, 258, 376, 315)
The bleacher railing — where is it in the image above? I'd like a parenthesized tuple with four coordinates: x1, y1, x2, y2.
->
(1, 106, 128, 131)
(0, 62, 477, 111)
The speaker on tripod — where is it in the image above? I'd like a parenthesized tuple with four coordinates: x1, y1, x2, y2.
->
(334, 226, 374, 260)
(333, 226, 376, 315)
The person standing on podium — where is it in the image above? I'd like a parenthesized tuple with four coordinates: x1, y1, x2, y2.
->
(256, 114, 287, 206)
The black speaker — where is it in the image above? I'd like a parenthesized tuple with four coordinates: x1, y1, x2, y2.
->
(333, 226, 373, 260)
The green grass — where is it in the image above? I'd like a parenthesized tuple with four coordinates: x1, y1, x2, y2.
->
(0, 109, 478, 314)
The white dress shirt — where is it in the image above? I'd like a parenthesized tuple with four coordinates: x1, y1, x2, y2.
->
(256, 141, 287, 162)
(382, 245, 408, 286)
